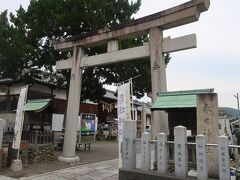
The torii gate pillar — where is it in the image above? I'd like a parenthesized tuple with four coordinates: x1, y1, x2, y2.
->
(149, 27, 168, 138)
(58, 47, 83, 163)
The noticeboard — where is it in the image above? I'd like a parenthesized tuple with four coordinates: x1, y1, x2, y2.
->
(81, 113, 97, 135)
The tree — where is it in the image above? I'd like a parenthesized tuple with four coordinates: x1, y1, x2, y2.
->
(0, 7, 49, 84)
(23, 0, 144, 101)
(0, 0, 170, 101)
(0, 9, 29, 80)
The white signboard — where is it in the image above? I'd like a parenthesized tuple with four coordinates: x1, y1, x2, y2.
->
(117, 82, 131, 142)
(118, 82, 131, 167)
(12, 85, 28, 149)
(52, 114, 64, 131)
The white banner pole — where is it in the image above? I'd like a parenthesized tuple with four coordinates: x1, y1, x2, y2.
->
(12, 85, 29, 159)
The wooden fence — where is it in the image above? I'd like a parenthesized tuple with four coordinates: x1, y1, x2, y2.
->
(121, 120, 238, 180)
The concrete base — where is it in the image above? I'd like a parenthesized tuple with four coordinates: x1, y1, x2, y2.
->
(58, 155, 80, 163)
(119, 169, 217, 180)
(10, 159, 22, 172)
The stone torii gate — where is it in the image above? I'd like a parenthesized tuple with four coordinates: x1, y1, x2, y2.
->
(51, 0, 210, 163)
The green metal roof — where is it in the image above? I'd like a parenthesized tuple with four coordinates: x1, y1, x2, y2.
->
(152, 89, 214, 110)
(157, 88, 214, 96)
(24, 99, 51, 112)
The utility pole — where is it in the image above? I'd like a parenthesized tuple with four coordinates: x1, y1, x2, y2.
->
(234, 93, 240, 127)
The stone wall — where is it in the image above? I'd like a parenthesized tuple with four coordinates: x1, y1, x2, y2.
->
(28, 144, 55, 164)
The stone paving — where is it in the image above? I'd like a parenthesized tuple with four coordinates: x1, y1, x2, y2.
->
(0, 159, 119, 180)
(20, 159, 119, 180)
(0, 141, 119, 178)
(0, 142, 150, 180)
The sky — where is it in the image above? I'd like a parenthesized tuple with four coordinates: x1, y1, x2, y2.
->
(0, 0, 239, 109)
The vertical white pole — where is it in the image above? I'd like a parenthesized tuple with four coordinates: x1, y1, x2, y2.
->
(157, 132, 167, 174)
(196, 135, 208, 180)
(174, 126, 188, 178)
(17, 85, 28, 160)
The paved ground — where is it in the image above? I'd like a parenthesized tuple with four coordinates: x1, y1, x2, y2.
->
(0, 141, 119, 179)
(20, 159, 119, 180)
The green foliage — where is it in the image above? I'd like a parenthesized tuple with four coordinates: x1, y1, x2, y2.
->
(0, 9, 28, 80)
(0, 0, 171, 101)
(27, 0, 143, 102)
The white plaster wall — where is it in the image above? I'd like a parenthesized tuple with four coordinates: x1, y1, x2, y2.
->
(0, 113, 16, 132)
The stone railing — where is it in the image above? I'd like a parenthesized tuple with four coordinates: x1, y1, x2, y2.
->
(121, 120, 238, 180)
(22, 131, 53, 145)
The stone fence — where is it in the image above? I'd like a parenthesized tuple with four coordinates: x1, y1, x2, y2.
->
(22, 130, 53, 145)
(120, 120, 238, 180)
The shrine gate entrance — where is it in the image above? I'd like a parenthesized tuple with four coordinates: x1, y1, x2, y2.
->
(51, 0, 210, 163)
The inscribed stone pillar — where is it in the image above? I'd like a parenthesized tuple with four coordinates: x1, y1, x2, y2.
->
(218, 135, 230, 180)
(122, 120, 136, 169)
(58, 46, 83, 163)
(141, 132, 151, 171)
(196, 135, 208, 180)
(157, 133, 167, 174)
(174, 126, 188, 178)
(197, 93, 219, 178)
(149, 27, 168, 138)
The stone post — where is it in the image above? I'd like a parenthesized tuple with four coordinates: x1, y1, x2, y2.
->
(174, 126, 188, 178)
(122, 120, 136, 169)
(141, 132, 151, 171)
(197, 93, 219, 177)
(157, 133, 167, 174)
(218, 135, 230, 180)
(196, 135, 208, 180)
(58, 46, 83, 163)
